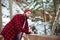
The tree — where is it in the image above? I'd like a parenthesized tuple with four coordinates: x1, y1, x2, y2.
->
(0, 0, 2, 31)
(51, 0, 60, 35)
(9, 0, 13, 19)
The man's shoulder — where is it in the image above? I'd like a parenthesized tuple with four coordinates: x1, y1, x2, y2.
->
(13, 14, 25, 19)
(14, 14, 24, 17)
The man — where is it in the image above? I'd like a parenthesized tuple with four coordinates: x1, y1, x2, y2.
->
(1, 9, 33, 40)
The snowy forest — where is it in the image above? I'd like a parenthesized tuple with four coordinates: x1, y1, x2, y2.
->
(0, 0, 60, 35)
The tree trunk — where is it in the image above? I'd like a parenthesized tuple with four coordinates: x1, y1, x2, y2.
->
(52, 9, 60, 35)
(51, 0, 56, 25)
(42, 10, 47, 35)
(50, 0, 57, 35)
(0, 0, 2, 31)
(9, 0, 13, 19)
(53, 0, 56, 15)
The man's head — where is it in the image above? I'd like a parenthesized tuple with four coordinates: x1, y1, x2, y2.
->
(24, 9, 31, 19)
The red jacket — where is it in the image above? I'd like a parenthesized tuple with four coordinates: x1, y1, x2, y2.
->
(1, 14, 30, 40)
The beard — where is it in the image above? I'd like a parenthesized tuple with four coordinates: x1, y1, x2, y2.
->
(24, 13, 31, 19)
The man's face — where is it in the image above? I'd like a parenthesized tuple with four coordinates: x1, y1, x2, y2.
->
(25, 11, 31, 19)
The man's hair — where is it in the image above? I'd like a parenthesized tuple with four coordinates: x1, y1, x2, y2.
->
(24, 8, 31, 13)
